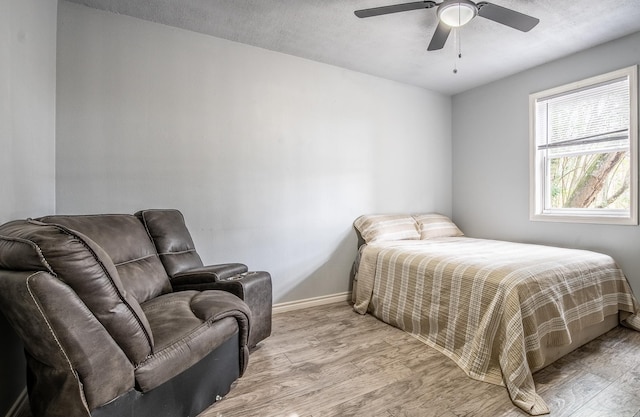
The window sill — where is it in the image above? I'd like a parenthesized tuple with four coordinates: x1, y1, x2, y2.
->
(529, 212, 638, 225)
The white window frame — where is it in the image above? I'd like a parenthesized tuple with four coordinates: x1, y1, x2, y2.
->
(529, 65, 639, 225)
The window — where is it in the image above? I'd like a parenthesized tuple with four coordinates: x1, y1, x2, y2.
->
(530, 66, 638, 224)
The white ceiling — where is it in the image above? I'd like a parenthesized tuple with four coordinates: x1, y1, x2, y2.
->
(64, 0, 640, 95)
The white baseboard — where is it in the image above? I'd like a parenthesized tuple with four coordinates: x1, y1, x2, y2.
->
(273, 292, 351, 314)
(4, 387, 27, 417)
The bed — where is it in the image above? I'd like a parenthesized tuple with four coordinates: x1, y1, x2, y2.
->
(352, 213, 640, 415)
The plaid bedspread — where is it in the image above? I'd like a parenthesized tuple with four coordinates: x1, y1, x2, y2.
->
(353, 237, 639, 415)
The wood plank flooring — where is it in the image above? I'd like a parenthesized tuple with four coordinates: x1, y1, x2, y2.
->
(200, 301, 640, 417)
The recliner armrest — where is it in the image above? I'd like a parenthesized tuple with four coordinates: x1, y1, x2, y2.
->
(170, 271, 272, 348)
(171, 263, 248, 290)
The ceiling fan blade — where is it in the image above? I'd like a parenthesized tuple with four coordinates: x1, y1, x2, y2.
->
(354, 1, 436, 18)
(427, 21, 451, 51)
(477, 2, 539, 32)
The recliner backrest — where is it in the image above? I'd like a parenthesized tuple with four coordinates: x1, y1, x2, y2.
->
(38, 214, 172, 303)
(0, 219, 154, 364)
(135, 209, 204, 277)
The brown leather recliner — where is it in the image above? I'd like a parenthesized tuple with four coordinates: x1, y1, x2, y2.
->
(0, 210, 269, 417)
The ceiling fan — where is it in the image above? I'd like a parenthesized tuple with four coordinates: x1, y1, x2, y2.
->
(354, 0, 539, 51)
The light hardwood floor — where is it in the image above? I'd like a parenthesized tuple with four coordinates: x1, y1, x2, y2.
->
(201, 301, 640, 417)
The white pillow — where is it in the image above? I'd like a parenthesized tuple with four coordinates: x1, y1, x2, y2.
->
(412, 213, 464, 239)
(354, 214, 419, 243)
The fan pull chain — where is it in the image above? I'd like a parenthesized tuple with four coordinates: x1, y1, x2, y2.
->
(453, 28, 462, 74)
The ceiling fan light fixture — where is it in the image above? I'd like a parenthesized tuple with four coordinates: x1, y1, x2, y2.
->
(437, 0, 477, 28)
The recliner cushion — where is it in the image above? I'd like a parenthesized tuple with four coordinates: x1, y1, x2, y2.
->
(136, 290, 251, 392)
(0, 219, 153, 364)
(0, 222, 53, 272)
(38, 214, 172, 304)
(135, 209, 204, 277)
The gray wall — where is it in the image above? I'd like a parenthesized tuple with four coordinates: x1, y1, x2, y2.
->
(56, 1, 453, 304)
(0, 0, 56, 222)
(0, 0, 57, 414)
(452, 31, 640, 294)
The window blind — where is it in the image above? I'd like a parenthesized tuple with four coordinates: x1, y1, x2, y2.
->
(536, 76, 630, 153)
